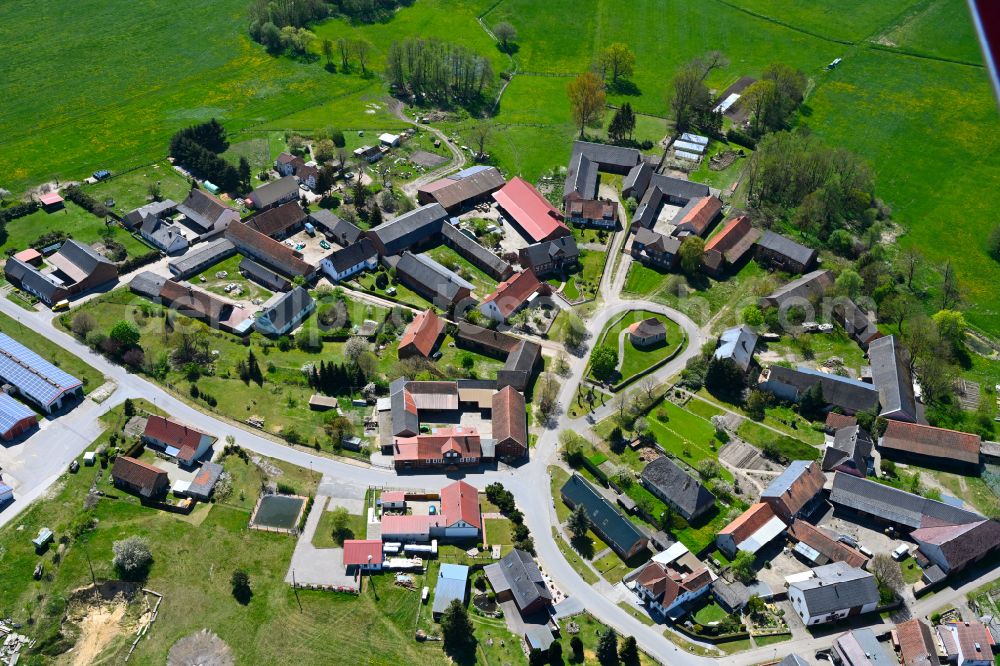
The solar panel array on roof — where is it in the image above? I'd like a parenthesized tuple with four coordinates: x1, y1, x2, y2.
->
(0, 392, 35, 433)
(0, 333, 82, 407)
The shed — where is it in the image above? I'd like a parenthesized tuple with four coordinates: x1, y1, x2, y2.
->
(432, 563, 470, 618)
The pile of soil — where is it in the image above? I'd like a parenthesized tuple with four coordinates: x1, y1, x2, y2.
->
(167, 629, 234, 666)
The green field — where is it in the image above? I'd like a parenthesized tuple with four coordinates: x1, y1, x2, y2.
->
(591, 309, 685, 383)
(83, 162, 194, 212)
(0, 202, 151, 259)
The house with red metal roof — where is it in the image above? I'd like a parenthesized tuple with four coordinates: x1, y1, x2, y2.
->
(673, 195, 723, 237)
(878, 421, 981, 469)
(343, 540, 384, 571)
(478, 269, 546, 323)
(142, 415, 216, 467)
(398, 309, 446, 359)
(702, 215, 760, 276)
(492, 177, 570, 243)
(439, 480, 482, 539)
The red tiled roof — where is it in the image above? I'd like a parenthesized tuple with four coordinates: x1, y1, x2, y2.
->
(482, 270, 543, 318)
(676, 196, 722, 236)
(143, 415, 207, 463)
(897, 619, 941, 666)
(492, 386, 527, 451)
(398, 309, 445, 358)
(880, 421, 981, 465)
(825, 412, 858, 431)
(111, 456, 168, 494)
(634, 561, 713, 608)
(225, 222, 313, 277)
(440, 480, 482, 530)
(765, 461, 826, 518)
(940, 622, 995, 662)
(13, 249, 41, 264)
(718, 502, 778, 543)
(788, 519, 868, 568)
(343, 540, 383, 566)
(492, 177, 569, 243)
(393, 426, 482, 462)
(381, 514, 439, 537)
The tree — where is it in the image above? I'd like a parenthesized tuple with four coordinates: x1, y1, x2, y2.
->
(835, 269, 863, 299)
(352, 39, 372, 75)
(597, 43, 636, 85)
(493, 21, 517, 52)
(567, 504, 590, 541)
(123, 398, 135, 418)
(568, 72, 606, 138)
(870, 553, 903, 601)
(746, 389, 769, 421)
(742, 304, 764, 328)
(260, 21, 282, 52)
(679, 236, 705, 275)
(368, 203, 383, 227)
(989, 225, 1000, 262)
(697, 459, 721, 480)
(548, 640, 564, 666)
(337, 38, 350, 69)
(472, 121, 493, 159)
(570, 636, 584, 662)
(237, 156, 252, 192)
(669, 62, 711, 133)
(112, 536, 152, 579)
(109, 320, 141, 349)
(590, 345, 619, 382)
(742, 79, 777, 136)
(321, 38, 334, 68)
(940, 260, 961, 309)
(731, 550, 756, 583)
(563, 312, 587, 348)
(619, 635, 639, 666)
(798, 381, 826, 420)
(607, 103, 636, 143)
(932, 309, 967, 348)
(596, 628, 619, 666)
(704, 357, 744, 401)
(330, 506, 353, 544)
(440, 599, 476, 656)
(535, 372, 560, 421)
(71, 312, 97, 338)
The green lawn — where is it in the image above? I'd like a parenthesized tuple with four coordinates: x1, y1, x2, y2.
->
(590, 309, 685, 384)
(754, 633, 792, 647)
(0, 311, 103, 396)
(551, 527, 600, 585)
(0, 202, 151, 259)
(879, 0, 982, 63)
(354, 271, 433, 310)
(83, 161, 194, 212)
(737, 420, 821, 461)
(645, 402, 732, 480)
(549, 466, 573, 523)
(193, 253, 273, 303)
(484, 517, 515, 555)
(693, 601, 729, 625)
(312, 505, 368, 548)
(424, 244, 499, 299)
(764, 329, 871, 377)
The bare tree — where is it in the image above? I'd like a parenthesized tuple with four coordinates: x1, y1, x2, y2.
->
(337, 38, 350, 69)
(870, 553, 904, 596)
(493, 22, 517, 53)
(639, 376, 657, 403)
(695, 50, 729, 81)
(321, 39, 334, 68)
(471, 121, 493, 160)
(535, 373, 560, 421)
(614, 391, 629, 425)
(940, 261, 960, 309)
(899, 246, 921, 290)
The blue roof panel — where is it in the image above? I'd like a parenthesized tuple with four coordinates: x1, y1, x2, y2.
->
(0, 333, 82, 406)
(0, 393, 35, 433)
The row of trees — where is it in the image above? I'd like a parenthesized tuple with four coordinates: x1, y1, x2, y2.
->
(306, 359, 368, 396)
(385, 38, 494, 107)
(169, 119, 242, 193)
(484, 482, 535, 553)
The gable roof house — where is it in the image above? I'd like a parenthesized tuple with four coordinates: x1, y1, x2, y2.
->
(225, 221, 314, 278)
(123, 199, 178, 231)
(560, 473, 649, 560)
(417, 166, 506, 213)
(633, 558, 714, 618)
(239, 257, 291, 292)
(439, 480, 483, 539)
(246, 175, 299, 210)
(564, 141, 641, 202)
(518, 236, 580, 277)
(716, 502, 787, 558)
(308, 209, 363, 247)
(822, 425, 874, 477)
(158, 279, 236, 330)
(835, 628, 895, 666)
(479, 270, 545, 323)
(0, 333, 83, 413)
(493, 177, 570, 244)
(484, 549, 553, 615)
(343, 539, 384, 571)
(758, 365, 880, 415)
(491, 386, 528, 460)
(879, 420, 980, 469)
(139, 214, 189, 254)
(937, 622, 996, 666)
(254, 286, 315, 337)
(440, 223, 514, 281)
(640, 456, 716, 521)
(167, 238, 236, 278)
(49, 239, 119, 294)
(390, 251, 474, 309)
(111, 456, 169, 499)
(787, 519, 868, 568)
(566, 198, 618, 229)
(630, 227, 682, 269)
(496, 340, 542, 393)
(320, 238, 378, 282)
(759, 270, 834, 310)
(834, 299, 882, 349)
(895, 618, 942, 666)
(714, 325, 758, 373)
(673, 195, 723, 237)
(760, 460, 826, 521)
(454, 321, 520, 357)
(392, 426, 485, 471)
(175, 188, 239, 238)
(702, 215, 760, 276)
(245, 201, 306, 240)
(365, 203, 448, 256)
(755, 231, 818, 274)
(629, 318, 667, 348)
(4, 256, 69, 305)
(142, 415, 215, 467)
(868, 335, 918, 423)
(398, 309, 446, 359)
(787, 561, 880, 625)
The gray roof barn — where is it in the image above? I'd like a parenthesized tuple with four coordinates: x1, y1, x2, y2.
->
(176, 189, 236, 233)
(308, 209, 363, 246)
(868, 335, 918, 423)
(756, 231, 817, 269)
(640, 456, 716, 521)
(761, 365, 880, 414)
(560, 473, 648, 559)
(325, 238, 378, 273)
(760, 270, 833, 309)
(4, 257, 65, 303)
(248, 176, 298, 209)
(167, 238, 236, 278)
(129, 271, 168, 300)
(483, 549, 552, 613)
(564, 141, 641, 200)
(367, 203, 448, 256)
(519, 236, 580, 270)
(391, 250, 473, 306)
(830, 472, 983, 529)
(255, 286, 314, 336)
(440, 224, 513, 281)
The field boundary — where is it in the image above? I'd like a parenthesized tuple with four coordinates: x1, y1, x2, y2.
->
(708, 0, 855, 45)
(867, 43, 984, 68)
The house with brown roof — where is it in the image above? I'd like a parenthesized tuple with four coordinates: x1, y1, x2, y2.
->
(417, 166, 506, 213)
(761, 460, 826, 521)
(398, 309, 445, 359)
(392, 426, 486, 471)
(673, 195, 723, 237)
(716, 502, 787, 558)
(158, 280, 236, 330)
(176, 188, 239, 238)
(479, 270, 546, 323)
(245, 201, 306, 240)
(633, 558, 714, 618)
(454, 322, 519, 357)
(894, 618, 941, 666)
(142, 415, 215, 467)
(111, 456, 169, 499)
(787, 519, 868, 568)
(878, 421, 981, 469)
(937, 622, 996, 666)
(628, 318, 667, 348)
(225, 221, 314, 278)
(702, 215, 760, 276)
(566, 198, 618, 229)
(518, 236, 580, 277)
(492, 386, 527, 460)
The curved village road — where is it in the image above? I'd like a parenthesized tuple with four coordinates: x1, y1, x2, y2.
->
(389, 99, 468, 198)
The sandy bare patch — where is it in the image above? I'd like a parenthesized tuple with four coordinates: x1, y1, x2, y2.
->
(68, 602, 127, 666)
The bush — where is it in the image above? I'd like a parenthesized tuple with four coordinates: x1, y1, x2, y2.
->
(725, 127, 756, 149)
(112, 536, 152, 579)
(0, 200, 39, 224)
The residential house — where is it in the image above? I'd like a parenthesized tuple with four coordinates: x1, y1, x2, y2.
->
(702, 215, 760, 276)
(628, 317, 667, 348)
(123, 199, 177, 231)
(158, 280, 235, 330)
(714, 325, 758, 373)
(343, 540, 384, 571)
(390, 251, 473, 309)
(566, 198, 618, 229)
(111, 456, 169, 499)
(320, 238, 378, 282)
(493, 177, 571, 244)
(417, 166, 506, 213)
(879, 421, 980, 469)
(787, 561, 879, 625)
(254, 287, 315, 337)
(822, 425, 873, 477)
(239, 258, 291, 292)
(633, 558, 714, 618)
(631, 175, 710, 229)
(496, 340, 542, 393)
(0, 333, 83, 413)
(440, 223, 514, 281)
(491, 385, 528, 460)
(3, 257, 68, 306)
(140, 215, 189, 254)
(175, 188, 239, 238)
(438, 480, 482, 540)
(560, 473, 649, 560)
(484, 549, 552, 615)
(895, 618, 941, 666)
(755, 231, 818, 273)
(672, 195, 723, 237)
(759, 270, 834, 310)
(7, 240, 118, 305)
(835, 299, 882, 349)
(868, 335, 918, 423)
(246, 176, 298, 210)
(757, 365, 881, 415)
(479, 270, 545, 323)
(630, 228, 681, 269)
(365, 203, 448, 256)
(518, 236, 580, 277)
(0, 393, 38, 440)
(760, 460, 825, 521)
(825, 412, 858, 433)
(835, 628, 895, 666)
(564, 141, 641, 202)
(353, 144, 383, 163)
(787, 519, 868, 568)
(432, 564, 470, 619)
(937, 622, 996, 666)
(640, 456, 716, 521)
(392, 426, 485, 471)
(245, 202, 306, 240)
(398, 309, 446, 359)
(167, 238, 236, 278)
(274, 152, 318, 189)
(142, 415, 215, 467)
(225, 221, 314, 278)
(308, 209, 362, 247)
(716, 502, 787, 558)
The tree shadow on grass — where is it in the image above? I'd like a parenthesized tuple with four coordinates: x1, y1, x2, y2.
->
(609, 79, 641, 96)
(233, 585, 253, 606)
(443, 636, 479, 666)
(571, 535, 595, 560)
